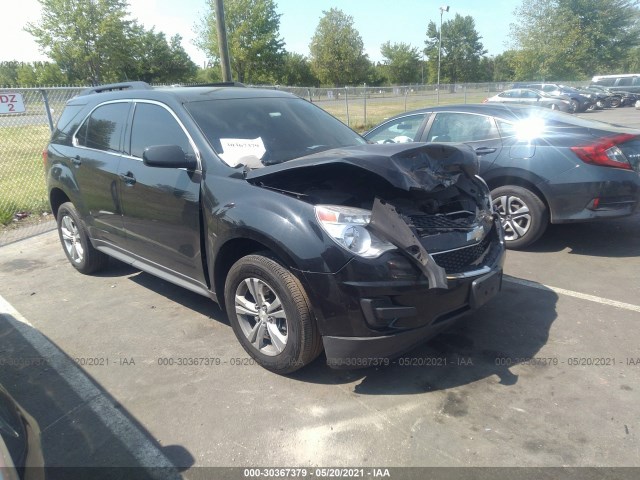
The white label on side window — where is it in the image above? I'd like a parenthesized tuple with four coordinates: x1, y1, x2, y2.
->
(219, 137, 266, 167)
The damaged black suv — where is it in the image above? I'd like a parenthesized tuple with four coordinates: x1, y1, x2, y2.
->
(45, 82, 506, 373)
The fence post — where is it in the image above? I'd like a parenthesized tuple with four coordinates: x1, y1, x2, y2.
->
(344, 86, 350, 127)
(307, 88, 312, 103)
(363, 83, 367, 127)
(464, 84, 467, 104)
(40, 89, 55, 133)
(404, 89, 408, 112)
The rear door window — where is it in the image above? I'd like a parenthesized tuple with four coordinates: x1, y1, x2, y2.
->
(426, 112, 500, 143)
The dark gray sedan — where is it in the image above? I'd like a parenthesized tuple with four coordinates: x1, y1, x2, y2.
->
(364, 104, 640, 248)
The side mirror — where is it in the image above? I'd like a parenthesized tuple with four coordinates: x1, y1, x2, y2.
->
(142, 145, 197, 169)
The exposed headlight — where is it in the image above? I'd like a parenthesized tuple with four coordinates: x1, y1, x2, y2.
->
(315, 205, 396, 258)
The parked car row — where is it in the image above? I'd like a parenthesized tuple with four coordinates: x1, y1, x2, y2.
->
(494, 81, 640, 113)
(484, 88, 573, 112)
(591, 74, 640, 94)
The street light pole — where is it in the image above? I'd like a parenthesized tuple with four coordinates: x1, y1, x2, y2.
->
(437, 5, 449, 105)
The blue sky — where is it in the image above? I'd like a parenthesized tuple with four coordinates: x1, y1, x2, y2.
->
(1, 0, 518, 67)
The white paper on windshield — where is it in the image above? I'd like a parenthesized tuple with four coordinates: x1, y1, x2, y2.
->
(219, 137, 266, 167)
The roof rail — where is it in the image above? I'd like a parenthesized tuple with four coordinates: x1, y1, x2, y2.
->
(185, 82, 246, 88)
(78, 81, 153, 96)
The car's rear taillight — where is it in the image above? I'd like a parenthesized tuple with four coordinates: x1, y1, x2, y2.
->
(570, 134, 636, 170)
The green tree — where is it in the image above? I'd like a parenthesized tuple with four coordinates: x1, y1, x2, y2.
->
(195, 0, 285, 83)
(25, 0, 134, 84)
(0, 62, 20, 86)
(623, 46, 640, 71)
(16, 64, 38, 86)
(25, 0, 196, 85)
(277, 53, 318, 86)
(309, 8, 371, 86)
(128, 28, 198, 83)
(424, 13, 487, 85)
(196, 65, 223, 83)
(510, 0, 640, 80)
(492, 50, 518, 82)
(380, 42, 421, 85)
(35, 62, 69, 84)
(166, 35, 199, 82)
(365, 62, 388, 86)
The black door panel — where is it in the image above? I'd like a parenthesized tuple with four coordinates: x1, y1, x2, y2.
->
(118, 102, 204, 283)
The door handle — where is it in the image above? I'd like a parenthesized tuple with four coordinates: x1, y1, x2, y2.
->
(475, 147, 497, 155)
(119, 171, 136, 185)
(72, 155, 82, 166)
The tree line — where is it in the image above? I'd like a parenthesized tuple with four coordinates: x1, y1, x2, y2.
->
(1, 0, 639, 87)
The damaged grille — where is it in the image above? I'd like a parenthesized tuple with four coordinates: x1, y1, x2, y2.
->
(409, 212, 475, 234)
(431, 235, 492, 274)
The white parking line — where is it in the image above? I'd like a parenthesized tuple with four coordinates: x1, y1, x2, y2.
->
(0, 294, 180, 478)
(504, 275, 640, 313)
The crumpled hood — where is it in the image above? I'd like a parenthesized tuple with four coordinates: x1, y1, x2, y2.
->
(245, 142, 480, 192)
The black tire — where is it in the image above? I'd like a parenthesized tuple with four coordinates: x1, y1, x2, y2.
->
(224, 254, 323, 374)
(610, 97, 622, 108)
(56, 202, 109, 274)
(491, 186, 549, 249)
(569, 99, 580, 113)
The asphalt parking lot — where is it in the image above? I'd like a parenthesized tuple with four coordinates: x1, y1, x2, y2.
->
(1, 106, 639, 479)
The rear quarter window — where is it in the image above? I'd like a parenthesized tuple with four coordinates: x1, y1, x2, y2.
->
(75, 102, 130, 153)
(51, 105, 86, 145)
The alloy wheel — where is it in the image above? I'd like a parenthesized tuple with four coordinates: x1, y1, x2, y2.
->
(492, 195, 532, 241)
(60, 214, 84, 264)
(234, 278, 288, 356)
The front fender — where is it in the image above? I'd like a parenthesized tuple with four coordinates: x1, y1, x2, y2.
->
(212, 192, 352, 274)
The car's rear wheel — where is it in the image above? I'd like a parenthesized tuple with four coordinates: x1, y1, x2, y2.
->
(224, 254, 323, 374)
(491, 186, 549, 249)
(610, 97, 622, 108)
(56, 202, 109, 274)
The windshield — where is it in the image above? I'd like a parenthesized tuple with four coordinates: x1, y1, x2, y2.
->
(185, 97, 366, 168)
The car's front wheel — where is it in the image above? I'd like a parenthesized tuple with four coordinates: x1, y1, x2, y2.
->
(569, 99, 580, 113)
(56, 202, 109, 273)
(224, 254, 323, 374)
(491, 186, 549, 249)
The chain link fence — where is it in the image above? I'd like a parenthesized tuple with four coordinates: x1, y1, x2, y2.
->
(0, 87, 83, 245)
(1, 81, 554, 245)
(273, 83, 511, 130)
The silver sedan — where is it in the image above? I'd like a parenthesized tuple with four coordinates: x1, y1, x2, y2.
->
(484, 88, 572, 112)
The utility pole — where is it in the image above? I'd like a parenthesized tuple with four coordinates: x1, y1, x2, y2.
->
(437, 5, 449, 104)
(214, 0, 233, 82)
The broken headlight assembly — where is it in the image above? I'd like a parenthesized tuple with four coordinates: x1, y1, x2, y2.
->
(315, 205, 397, 258)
